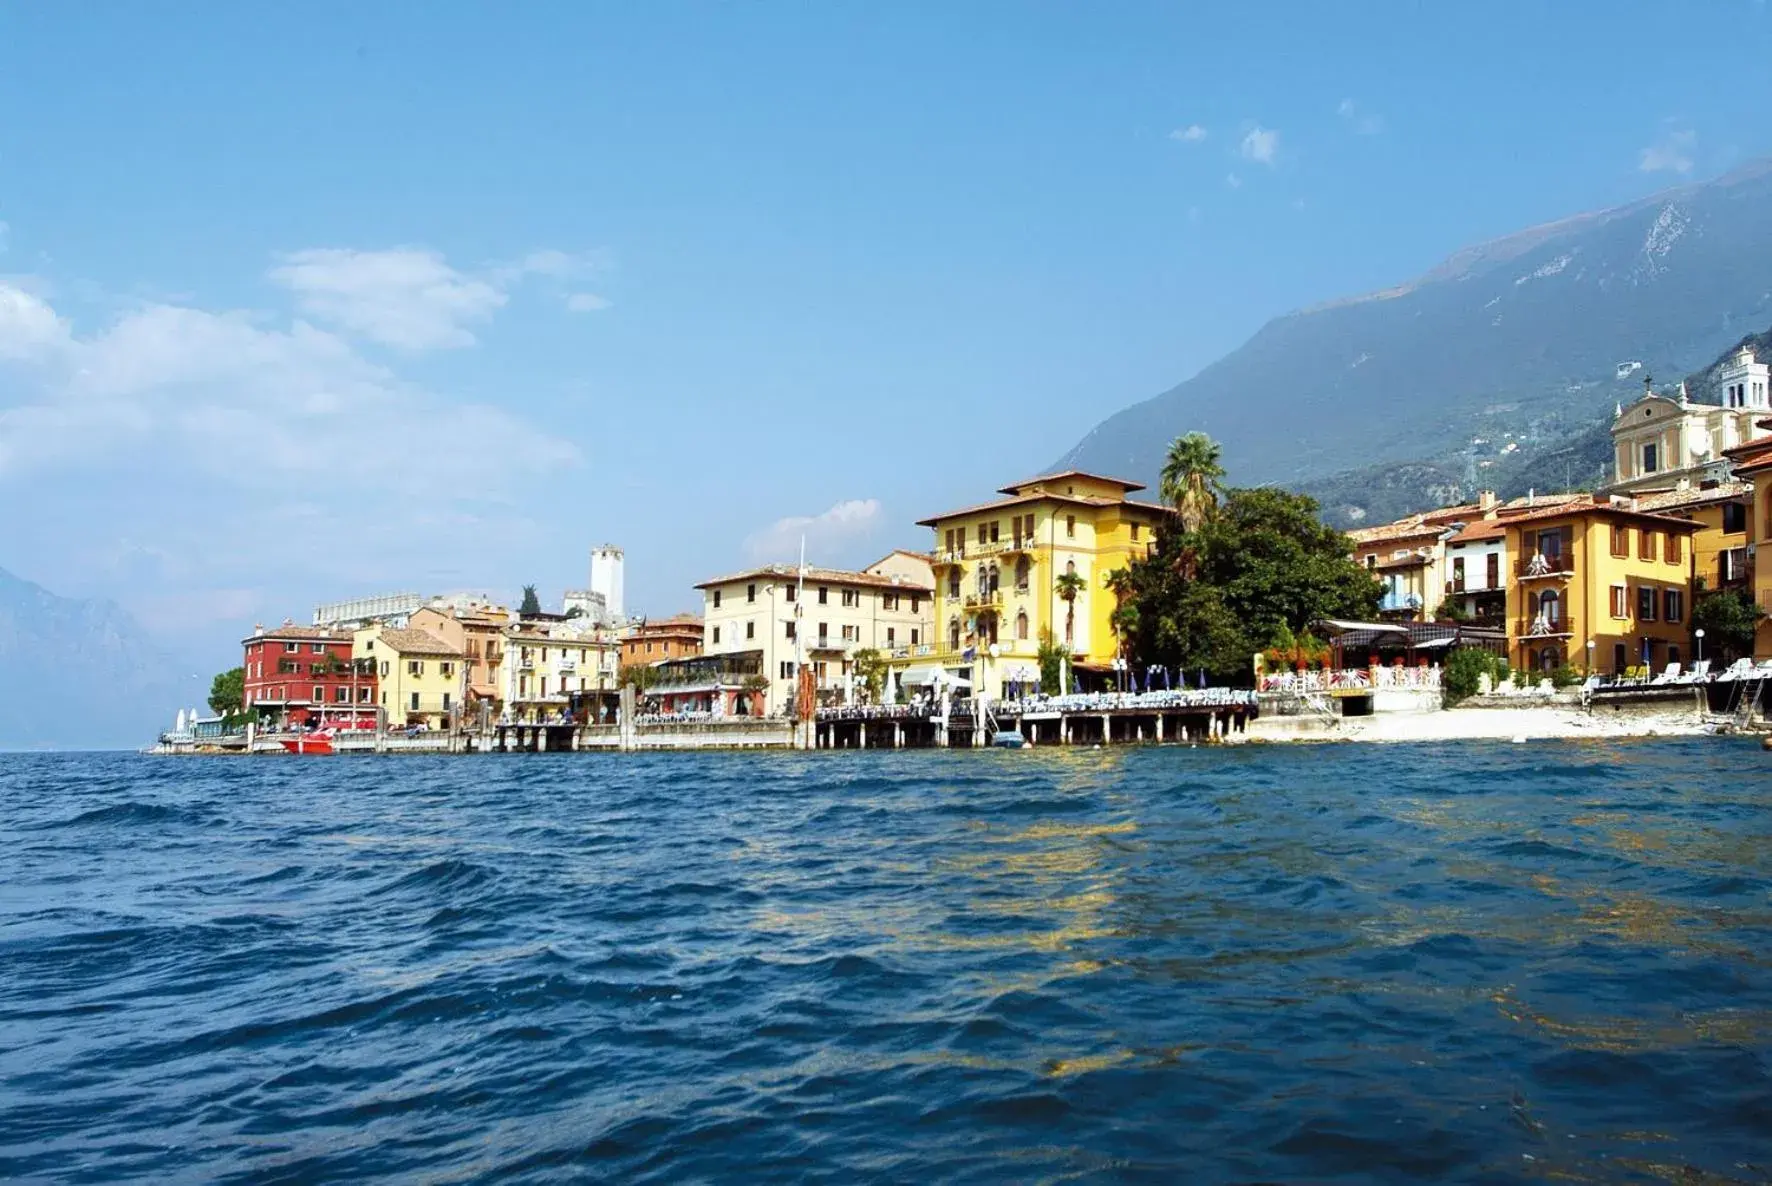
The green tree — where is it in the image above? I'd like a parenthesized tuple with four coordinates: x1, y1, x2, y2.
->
(208, 667, 244, 717)
(1159, 432, 1226, 532)
(1692, 589, 1763, 663)
(1055, 569, 1086, 647)
(1443, 647, 1508, 704)
(852, 647, 887, 704)
(519, 585, 542, 616)
(1115, 476, 1381, 685)
(620, 662, 660, 691)
(1036, 629, 1069, 695)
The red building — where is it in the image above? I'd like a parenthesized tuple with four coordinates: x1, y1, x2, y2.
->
(242, 622, 378, 729)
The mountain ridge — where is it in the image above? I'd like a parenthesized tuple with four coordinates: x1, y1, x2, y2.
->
(1058, 158, 1772, 523)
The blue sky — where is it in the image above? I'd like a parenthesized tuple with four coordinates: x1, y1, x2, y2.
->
(2, 1, 1769, 669)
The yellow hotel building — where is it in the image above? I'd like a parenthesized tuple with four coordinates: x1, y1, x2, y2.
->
(908, 471, 1168, 699)
(1501, 496, 1701, 677)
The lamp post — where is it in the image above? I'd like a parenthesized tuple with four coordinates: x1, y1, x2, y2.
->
(1695, 628, 1705, 664)
(1585, 639, 1594, 678)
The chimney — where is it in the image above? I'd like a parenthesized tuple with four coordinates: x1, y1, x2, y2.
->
(254, 624, 264, 636)
(1478, 490, 1498, 514)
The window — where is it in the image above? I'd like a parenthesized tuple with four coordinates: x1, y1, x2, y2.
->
(380, 661, 389, 677)
(713, 590, 722, 608)
(947, 570, 960, 598)
(359, 687, 372, 703)
(747, 583, 756, 603)
(977, 523, 987, 546)
(1722, 546, 1749, 583)
(1451, 556, 1465, 591)
(882, 593, 898, 611)
(1016, 611, 1029, 640)
(409, 692, 420, 711)
(944, 528, 955, 554)
(1610, 524, 1629, 557)
(817, 622, 829, 642)
(440, 662, 453, 678)
(886, 627, 896, 644)
(312, 685, 323, 702)
(1665, 533, 1682, 564)
(785, 621, 796, 640)
(1663, 589, 1683, 623)
(408, 660, 423, 676)
(442, 692, 452, 711)
(910, 594, 921, 614)
(985, 521, 996, 543)
(1614, 642, 1627, 674)
(745, 621, 755, 640)
(911, 628, 920, 645)
(842, 624, 859, 641)
(1637, 586, 1657, 621)
(1610, 585, 1628, 618)
(949, 617, 961, 650)
(818, 587, 829, 605)
(1066, 515, 1076, 538)
(1131, 522, 1141, 542)
(780, 661, 796, 679)
(284, 642, 298, 653)
(841, 589, 858, 607)
(1015, 555, 1030, 591)
(1667, 644, 1681, 668)
(311, 643, 325, 654)
(784, 585, 796, 602)
(1365, 554, 1377, 569)
(1638, 528, 1656, 562)
(1723, 502, 1748, 534)
(381, 691, 387, 705)
(712, 626, 721, 644)
(1641, 442, 1659, 474)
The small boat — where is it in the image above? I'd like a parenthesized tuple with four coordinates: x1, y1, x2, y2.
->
(280, 730, 336, 755)
(990, 731, 1026, 749)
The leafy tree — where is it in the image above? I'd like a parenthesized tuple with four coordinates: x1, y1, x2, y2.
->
(519, 585, 542, 616)
(1116, 468, 1381, 684)
(1443, 647, 1508, 704)
(1691, 589, 1763, 662)
(852, 647, 887, 704)
(619, 663, 660, 691)
(1036, 629, 1069, 695)
(208, 667, 244, 718)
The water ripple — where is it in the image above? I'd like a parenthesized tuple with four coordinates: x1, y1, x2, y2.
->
(1, 741, 1769, 1182)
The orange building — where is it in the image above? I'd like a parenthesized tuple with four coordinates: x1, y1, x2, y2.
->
(621, 614, 704, 667)
(1723, 428, 1772, 659)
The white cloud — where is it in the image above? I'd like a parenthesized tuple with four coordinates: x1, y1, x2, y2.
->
(744, 498, 882, 563)
(0, 282, 69, 360)
(1639, 126, 1696, 175)
(1169, 124, 1208, 143)
(1336, 98, 1384, 135)
(1239, 126, 1279, 165)
(565, 292, 612, 313)
(269, 247, 507, 351)
(1225, 172, 1243, 189)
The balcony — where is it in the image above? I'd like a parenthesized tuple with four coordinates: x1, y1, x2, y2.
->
(1519, 614, 1573, 638)
(964, 590, 1005, 610)
(887, 643, 936, 660)
(807, 636, 851, 653)
(1516, 554, 1574, 581)
(1377, 591, 1422, 614)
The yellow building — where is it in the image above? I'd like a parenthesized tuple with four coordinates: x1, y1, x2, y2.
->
(1723, 431, 1772, 660)
(1502, 497, 1701, 677)
(500, 625, 620, 723)
(1633, 481, 1752, 596)
(353, 625, 465, 729)
(911, 470, 1168, 698)
(409, 603, 511, 716)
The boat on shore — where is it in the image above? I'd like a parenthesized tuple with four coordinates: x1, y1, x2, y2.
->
(279, 730, 336, 755)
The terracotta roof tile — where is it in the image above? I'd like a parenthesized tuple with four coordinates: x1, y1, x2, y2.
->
(695, 564, 934, 593)
(370, 628, 462, 658)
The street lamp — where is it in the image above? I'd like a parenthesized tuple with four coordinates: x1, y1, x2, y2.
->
(1695, 628, 1705, 664)
(1585, 639, 1595, 677)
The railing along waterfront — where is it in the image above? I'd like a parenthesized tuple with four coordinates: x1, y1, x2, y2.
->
(1258, 666, 1442, 693)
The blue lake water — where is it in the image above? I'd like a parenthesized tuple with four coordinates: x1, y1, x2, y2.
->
(2, 742, 1770, 1183)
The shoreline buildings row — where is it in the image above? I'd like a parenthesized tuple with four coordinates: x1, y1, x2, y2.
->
(235, 343, 1772, 733)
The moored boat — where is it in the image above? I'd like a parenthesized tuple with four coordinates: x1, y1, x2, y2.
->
(280, 730, 336, 755)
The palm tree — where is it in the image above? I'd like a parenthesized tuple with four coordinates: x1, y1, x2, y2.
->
(1055, 569, 1086, 647)
(1159, 432, 1225, 534)
(1103, 567, 1136, 673)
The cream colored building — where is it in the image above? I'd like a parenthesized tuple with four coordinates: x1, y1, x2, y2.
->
(1606, 347, 1772, 494)
(696, 554, 935, 714)
(408, 602, 511, 718)
(499, 622, 620, 723)
(353, 625, 465, 729)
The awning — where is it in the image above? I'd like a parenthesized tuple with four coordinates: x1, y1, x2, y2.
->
(899, 665, 941, 686)
(468, 683, 498, 698)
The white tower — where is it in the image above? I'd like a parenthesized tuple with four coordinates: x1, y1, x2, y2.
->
(589, 545, 625, 623)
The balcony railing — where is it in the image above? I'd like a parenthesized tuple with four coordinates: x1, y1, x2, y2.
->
(1520, 614, 1573, 636)
(964, 590, 1005, 610)
(1378, 591, 1422, 613)
(887, 643, 936, 660)
(807, 636, 852, 652)
(1516, 554, 1574, 580)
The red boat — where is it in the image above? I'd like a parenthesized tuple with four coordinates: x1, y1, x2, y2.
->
(280, 730, 336, 755)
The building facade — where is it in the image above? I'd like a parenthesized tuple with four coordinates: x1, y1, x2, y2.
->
(408, 603, 511, 722)
(1723, 430, 1772, 660)
(313, 592, 422, 629)
(352, 625, 464, 729)
(242, 622, 377, 728)
(620, 614, 704, 667)
(498, 624, 619, 723)
(590, 545, 625, 622)
(1443, 518, 1507, 626)
(1501, 497, 1701, 676)
(912, 471, 1168, 699)
(697, 555, 935, 714)
(1604, 353, 1772, 495)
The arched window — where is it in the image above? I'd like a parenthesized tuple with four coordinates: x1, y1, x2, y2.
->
(1537, 646, 1561, 673)
(988, 564, 1000, 595)
(1538, 588, 1560, 626)
(1066, 559, 1076, 576)
(976, 563, 988, 597)
(949, 617, 961, 651)
(947, 568, 960, 599)
(1016, 611, 1029, 640)
(1014, 555, 1030, 591)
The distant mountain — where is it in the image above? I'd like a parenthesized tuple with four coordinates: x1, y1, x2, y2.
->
(0, 567, 198, 750)
(1059, 160, 1772, 526)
